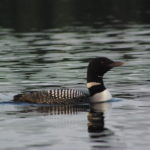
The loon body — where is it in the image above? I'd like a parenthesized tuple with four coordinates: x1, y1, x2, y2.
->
(13, 57, 124, 104)
(14, 89, 88, 104)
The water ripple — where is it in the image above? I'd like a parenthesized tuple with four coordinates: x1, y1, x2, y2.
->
(0, 24, 150, 150)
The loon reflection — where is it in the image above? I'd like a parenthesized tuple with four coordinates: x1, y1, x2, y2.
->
(14, 101, 112, 138)
(15, 103, 90, 115)
(88, 102, 113, 138)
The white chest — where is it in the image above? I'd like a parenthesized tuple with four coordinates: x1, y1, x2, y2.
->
(89, 89, 112, 103)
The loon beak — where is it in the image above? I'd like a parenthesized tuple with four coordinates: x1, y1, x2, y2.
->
(109, 61, 125, 67)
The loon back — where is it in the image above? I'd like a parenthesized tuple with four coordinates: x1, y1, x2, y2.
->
(14, 89, 89, 104)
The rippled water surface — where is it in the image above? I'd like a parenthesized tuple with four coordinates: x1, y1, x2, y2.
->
(0, 25, 150, 150)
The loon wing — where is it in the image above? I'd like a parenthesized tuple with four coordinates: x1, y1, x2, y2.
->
(14, 89, 89, 104)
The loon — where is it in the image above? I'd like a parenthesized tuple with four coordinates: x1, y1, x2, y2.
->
(13, 57, 124, 104)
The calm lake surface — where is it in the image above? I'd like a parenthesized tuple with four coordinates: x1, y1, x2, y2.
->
(0, 24, 150, 150)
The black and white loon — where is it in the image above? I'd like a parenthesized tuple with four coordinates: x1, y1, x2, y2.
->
(13, 57, 124, 104)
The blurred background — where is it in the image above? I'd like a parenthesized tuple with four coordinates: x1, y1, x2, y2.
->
(0, 0, 150, 32)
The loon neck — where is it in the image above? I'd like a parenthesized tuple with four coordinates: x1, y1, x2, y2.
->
(87, 83, 106, 96)
(87, 80, 112, 102)
(87, 77, 106, 96)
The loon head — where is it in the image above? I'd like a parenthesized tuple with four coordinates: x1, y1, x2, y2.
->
(87, 57, 124, 83)
(87, 57, 124, 102)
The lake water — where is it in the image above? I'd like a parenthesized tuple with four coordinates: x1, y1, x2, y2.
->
(0, 24, 150, 150)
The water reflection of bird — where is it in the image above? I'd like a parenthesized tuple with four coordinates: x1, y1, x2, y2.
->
(88, 103, 113, 138)
(14, 57, 124, 104)
(17, 104, 89, 115)
(12, 102, 90, 115)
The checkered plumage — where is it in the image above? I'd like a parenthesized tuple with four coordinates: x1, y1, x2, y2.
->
(14, 89, 88, 104)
